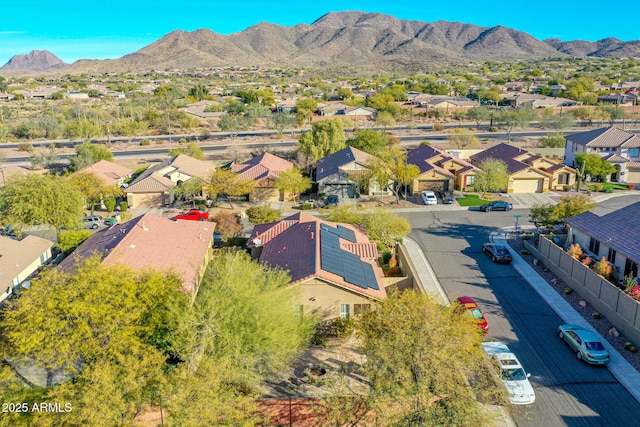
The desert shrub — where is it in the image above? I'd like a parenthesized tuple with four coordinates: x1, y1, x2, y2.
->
(17, 142, 33, 152)
(520, 249, 531, 255)
(564, 287, 573, 295)
(432, 123, 444, 131)
(563, 185, 572, 192)
(104, 197, 117, 212)
(592, 312, 602, 319)
(628, 183, 636, 190)
(58, 230, 92, 254)
(140, 139, 151, 146)
(624, 342, 638, 353)
(246, 205, 280, 225)
(119, 201, 128, 212)
(388, 257, 398, 268)
(623, 275, 638, 294)
(301, 203, 313, 210)
(567, 243, 584, 260)
(381, 251, 392, 264)
(593, 256, 612, 279)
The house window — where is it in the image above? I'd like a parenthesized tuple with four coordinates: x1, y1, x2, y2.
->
(340, 304, 350, 319)
(558, 173, 568, 184)
(608, 248, 617, 264)
(588, 238, 600, 255)
(624, 259, 638, 278)
(466, 175, 476, 185)
(630, 148, 639, 158)
(354, 304, 371, 316)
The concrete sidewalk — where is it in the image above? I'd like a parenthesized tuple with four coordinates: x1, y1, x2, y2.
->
(493, 228, 640, 405)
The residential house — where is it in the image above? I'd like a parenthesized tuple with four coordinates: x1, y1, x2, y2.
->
(125, 154, 213, 207)
(406, 145, 479, 193)
(499, 93, 577, 108)
(248, 212, 386, 321)
(597, 93, 637, 106)
(315, 146, 391, 198)
(566, 201, 640, 280)
(0, 235, 54, 303)
(564, 126, 640, 183)
(74, 160, 131, 188)
(231, 152, 294, 202)
(470, 143, 576, 193)
(58, 212, 215, 293)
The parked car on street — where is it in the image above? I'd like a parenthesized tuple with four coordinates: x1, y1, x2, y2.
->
(83, 216, 103, 229)
(482, 243, 513, 263)
(175, 209, 210, 221)
(482, 342, 535, 405)
(479, 201, 513, 212)
(455, 296, 489, 333)
(557, 324, 610, 365)
(421, 190, 438, 205)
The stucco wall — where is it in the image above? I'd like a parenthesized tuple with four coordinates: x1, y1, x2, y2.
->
(527, 236, 640, 345)
(297, 277, 376, 321)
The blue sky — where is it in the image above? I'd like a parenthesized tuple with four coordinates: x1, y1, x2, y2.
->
(1, 1, 637, 66)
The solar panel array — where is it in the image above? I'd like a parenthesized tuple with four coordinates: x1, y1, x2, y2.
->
(319, 225, 379, 291)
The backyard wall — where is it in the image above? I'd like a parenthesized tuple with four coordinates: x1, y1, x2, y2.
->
(395, 243, 419, 293)
(525, 236, 640, 345)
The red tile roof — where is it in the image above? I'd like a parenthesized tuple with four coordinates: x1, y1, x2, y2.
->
(251, 212, 386, 301)
(59, 213, 215, 293)
(232, 152, 294, 181)
(75, 160, 131, 187)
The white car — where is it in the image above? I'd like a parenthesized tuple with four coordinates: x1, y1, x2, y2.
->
(482, 342, 535, 405)
(421, 190, 438, 205)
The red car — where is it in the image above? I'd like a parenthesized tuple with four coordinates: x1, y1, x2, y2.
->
(456, 296, 489, 333)
(175, 209, 210, 221)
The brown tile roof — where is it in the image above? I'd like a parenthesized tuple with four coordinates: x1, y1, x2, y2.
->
(59, 213, 215, 293)
(232, 152, 293, 181)
(470, 143, 537, 175)
(604, 154, 630, 163)
(546, 163, 575, 173)
(628, 162, 640, 169)
(251, 212, 386, 301)
(169, 154, 213, 180)
(74, 160, 131, 187)
(566, 201, 640, 265)
(316, 147, 371, 180)
(125, 174, 175, 193)
(566, 126, 640, 148)
(1, 235, 53, 291)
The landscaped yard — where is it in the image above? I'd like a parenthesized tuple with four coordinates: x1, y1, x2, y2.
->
(455, 194, 492, 207)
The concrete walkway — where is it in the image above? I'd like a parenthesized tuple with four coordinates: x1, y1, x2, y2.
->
(492, 228, 640, 405)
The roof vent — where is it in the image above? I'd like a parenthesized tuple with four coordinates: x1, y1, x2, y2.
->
(252, 238, 262, 246)
(142, 221, 148, 231)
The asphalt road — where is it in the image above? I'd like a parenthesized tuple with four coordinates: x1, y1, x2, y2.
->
(403, 200, 640, 427)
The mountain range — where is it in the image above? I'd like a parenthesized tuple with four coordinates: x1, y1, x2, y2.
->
(2, 11, 639, 73)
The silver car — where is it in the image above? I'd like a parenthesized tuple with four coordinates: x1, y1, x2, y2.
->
(82, 216, 103, 229)
(558, 324, 610, 365)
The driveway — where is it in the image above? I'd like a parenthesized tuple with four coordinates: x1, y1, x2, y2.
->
(508, 192, 559, 207)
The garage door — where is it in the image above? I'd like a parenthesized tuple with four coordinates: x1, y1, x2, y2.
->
(511, 179, 543, 193)
(417, 180, 449, 192)
(129, 192, 165, 208)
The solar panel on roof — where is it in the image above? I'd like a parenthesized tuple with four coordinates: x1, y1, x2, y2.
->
(319, 228, 379, 291)
(336, 225, 357, 242)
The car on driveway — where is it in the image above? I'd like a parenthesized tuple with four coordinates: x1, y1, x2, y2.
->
(479, 201, 513, 212)
(455, 296, 488, 333)
(482, 341, 535, 405)
(557, 324, 610, 365)
(421, 190, 438, 205)
(83, 216, 103, 229)
(482, 243, 512, 263)
(175, 209, 210, 221)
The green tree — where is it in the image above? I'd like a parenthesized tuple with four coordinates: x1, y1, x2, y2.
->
(170, 177, 204, 204)
(466, 106, 491, 129)
(529, 203, 559, 228)
(554, 194, 597, 223)
(1, 257, 188, 426)
(597, 104, 626, 126)
(58, 229, 92, 254)
(326, 206, 411, 249)
(189, 83, 209, 101)
(68, 142, 113, 172)
(321, 290, 492, 426)
(447, 128, 479, 149)
(376, 111, 396, 129)
(0, 174, 84, 233)
(166, 251, 314, 426)
(206, 169, 255, 207)
(295, 97, 318, 125)
(245, 205, 281, 224)
(539, 132, 566, 148)
(274, 166, 311, 203)
(347, 129, 394, 156)
(574, 152, 617, 182)
(271, 112, 297, 135)
(473, 158, 509, 197)
(29, 144, 59, 170)
(70, 171, 110, 215)
(364, 150, 420, 203)
(541, 113, 575, 131)
(298, 120, 346, 163)
(168, 141, 205, 160)
(495, 108, 537, 143)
